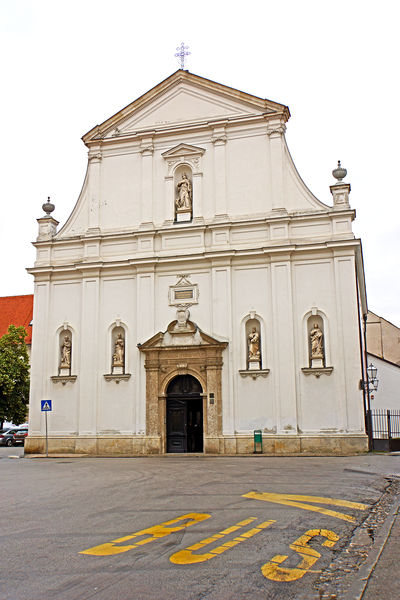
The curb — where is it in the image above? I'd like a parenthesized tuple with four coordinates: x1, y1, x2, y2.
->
(345, 498, 400, 599)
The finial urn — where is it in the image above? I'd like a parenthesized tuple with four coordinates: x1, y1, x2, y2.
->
(330, 161, 351, 209)
(42, 196, 55, 216)
(332, 161, 347, 183)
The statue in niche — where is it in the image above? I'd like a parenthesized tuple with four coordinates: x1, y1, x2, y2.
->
(176, 172, 192, 210)
(248, 327, 261, 360)
(60, 335, 71, 368)
(112, 333, 125, 367)
(310, 323, 324, 360)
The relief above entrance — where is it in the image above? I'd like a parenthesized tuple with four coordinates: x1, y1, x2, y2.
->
(138, 319, 228, 454)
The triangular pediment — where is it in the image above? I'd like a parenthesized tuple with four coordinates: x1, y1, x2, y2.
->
(162, 143, 205, 159)
(116, 87, 257, 135)
(83, 70, 289, 143)
(138, 320, 228, 351)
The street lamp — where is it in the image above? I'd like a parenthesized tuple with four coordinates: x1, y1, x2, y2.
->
(367, 363, 379, 391)
(363, 362, 379, 452)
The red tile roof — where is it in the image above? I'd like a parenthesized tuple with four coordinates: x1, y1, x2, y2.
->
(0, 295, 33, 344)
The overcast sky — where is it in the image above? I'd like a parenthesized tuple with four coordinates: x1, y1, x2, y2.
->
(1, 0, 399, 325)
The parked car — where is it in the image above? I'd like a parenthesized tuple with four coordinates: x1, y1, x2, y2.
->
(0, 429, 20, 447)
(13, 429, 28, 445)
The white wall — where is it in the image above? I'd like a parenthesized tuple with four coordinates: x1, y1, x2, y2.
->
(367, 353, 400, 411)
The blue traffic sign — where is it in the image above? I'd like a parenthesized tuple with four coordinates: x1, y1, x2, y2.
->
(41, 400, 52, 411)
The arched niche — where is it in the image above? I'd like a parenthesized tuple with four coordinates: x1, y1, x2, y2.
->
(307, 315, 325, 367)
(162, 143, 205, 223)
(246, 318, 262, 369)
(103, 322, 131, 383)
(303, 307, 331, 368)
(301, 310, 333, 377)
(174, 164, 193, 222)
(239, 313, 270, 378)
(110, 325, 126, 374)
(58, 328, 72, 375)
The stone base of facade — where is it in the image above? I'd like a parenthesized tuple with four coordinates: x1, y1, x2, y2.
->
(24, 434, 368, 456)
(218, 434, 368, 455)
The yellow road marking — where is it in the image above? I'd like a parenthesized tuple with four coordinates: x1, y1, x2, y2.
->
(80, 513, 210, 556)
(170, 518, 275, 564)
(262, 528, 339, 581)
(243, 492, 368, 522)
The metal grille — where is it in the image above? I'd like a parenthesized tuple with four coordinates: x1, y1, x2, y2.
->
(369, 409, 400, 439)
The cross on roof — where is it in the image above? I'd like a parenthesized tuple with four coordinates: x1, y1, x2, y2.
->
(175, 42, 191, 69)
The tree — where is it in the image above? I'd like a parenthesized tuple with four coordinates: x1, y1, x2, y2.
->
(0, 325, 30, 428)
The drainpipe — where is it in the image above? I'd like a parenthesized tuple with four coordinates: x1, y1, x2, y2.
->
(356, 279, 367, 427)
(363, 313, 372, 450)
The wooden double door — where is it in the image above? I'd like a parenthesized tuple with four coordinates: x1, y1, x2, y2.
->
(166, 375, 203, 453)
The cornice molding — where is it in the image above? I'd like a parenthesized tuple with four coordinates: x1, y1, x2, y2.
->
(38, 208, 355, 249)
(29, 223, 361, 277)
(84, 112, 289, 148)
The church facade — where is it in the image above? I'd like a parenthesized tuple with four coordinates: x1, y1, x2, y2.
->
(25, 70, 368, 455)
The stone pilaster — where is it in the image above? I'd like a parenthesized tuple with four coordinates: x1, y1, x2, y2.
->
(270, 254, 298, 434)
(144, 351, 161, 437)
(267, 119, 286, 210)
(192, 172, 203, 221)
(78, 270, 100, 435)
(212, 126, 227, 218)
(204, 349, 223, 453)
(87, 151, 102, 233)
(140, 136, 154, 226)
(164, 175, 175, 223)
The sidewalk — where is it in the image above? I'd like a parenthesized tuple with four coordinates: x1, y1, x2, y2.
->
(361, 507, 400, 599)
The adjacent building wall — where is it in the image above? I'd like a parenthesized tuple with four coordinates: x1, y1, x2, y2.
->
(367, 353, 400, 411)
(366, 311, 400, 365)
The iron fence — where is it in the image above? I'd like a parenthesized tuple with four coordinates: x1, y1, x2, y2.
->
(367, 409, 400, 451)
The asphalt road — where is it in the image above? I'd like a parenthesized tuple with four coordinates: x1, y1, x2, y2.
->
(1, 449, 399, 600)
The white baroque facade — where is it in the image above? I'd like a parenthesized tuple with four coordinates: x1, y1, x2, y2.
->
(26, 70, 368, 455)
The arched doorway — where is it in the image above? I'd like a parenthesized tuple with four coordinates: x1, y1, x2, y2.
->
(166, 375, 203, 453)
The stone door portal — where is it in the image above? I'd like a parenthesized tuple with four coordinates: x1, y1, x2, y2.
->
(138, 318, 228, 454)
(166, 375, 203, 453)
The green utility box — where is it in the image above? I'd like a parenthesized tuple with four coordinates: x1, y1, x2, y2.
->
(254, 430, 263, 454)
